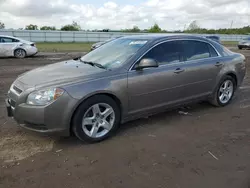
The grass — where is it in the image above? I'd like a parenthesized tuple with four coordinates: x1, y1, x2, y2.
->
(221, 41, 238, 45)
(36, 42, 94, 52)
(36, 41, 238, 52)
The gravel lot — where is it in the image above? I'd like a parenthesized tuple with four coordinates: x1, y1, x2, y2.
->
(0, 49, 250, 188)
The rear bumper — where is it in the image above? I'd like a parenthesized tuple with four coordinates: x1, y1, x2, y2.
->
(26, 47, 38, 56)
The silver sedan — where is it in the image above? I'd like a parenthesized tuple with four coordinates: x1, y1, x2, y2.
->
(6, 35, 246, 143)
(0, 35, 38, 58)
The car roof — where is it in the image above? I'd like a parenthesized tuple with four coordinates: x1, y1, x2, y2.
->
(0, 35, 15, 38)
(120, 34, 211, 42)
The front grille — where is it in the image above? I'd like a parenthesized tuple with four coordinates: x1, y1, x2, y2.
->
(13, 85, 23, 94)
(8, 99, 16, 108)
(23, 122, 48, 131)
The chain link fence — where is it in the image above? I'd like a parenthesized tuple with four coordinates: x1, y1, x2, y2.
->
(0, 29, 249, 42)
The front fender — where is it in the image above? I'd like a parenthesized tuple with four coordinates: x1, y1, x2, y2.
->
(63, 73, 129, 120)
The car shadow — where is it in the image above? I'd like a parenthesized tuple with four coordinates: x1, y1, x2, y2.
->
(54, 101, 216, 147)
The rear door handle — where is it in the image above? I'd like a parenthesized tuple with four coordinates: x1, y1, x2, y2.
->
(174, 68, 185, 74)
(215, 62, 223, 67)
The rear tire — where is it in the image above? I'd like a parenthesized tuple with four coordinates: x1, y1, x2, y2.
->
(210, 75, 236, 107)
(14, 49, 26, 58)
(72, 95, 121, 143)
(238, 46, 243, 50)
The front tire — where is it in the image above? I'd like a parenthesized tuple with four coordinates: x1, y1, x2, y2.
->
(14, 49, 26, 58)
(72, 95, 121, 143)
(210, 75, 236, 107)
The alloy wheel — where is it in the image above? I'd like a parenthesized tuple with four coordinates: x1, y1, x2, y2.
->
(82, 103, 115, 138)
(218, 80, 234, 104)
(15, 49, 26, 58)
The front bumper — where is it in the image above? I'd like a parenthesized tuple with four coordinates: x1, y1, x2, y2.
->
(6, 91, 78, 136)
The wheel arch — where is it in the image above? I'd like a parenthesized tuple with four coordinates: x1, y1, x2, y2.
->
(69, 92, 123, 135)
(226, 72, 238, 87)
(13, 48, 27, 57)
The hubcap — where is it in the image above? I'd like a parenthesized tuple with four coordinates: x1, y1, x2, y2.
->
(219, 80, 234, 104)
(82, 103, 115, 138)
(16, 49, 25, 58)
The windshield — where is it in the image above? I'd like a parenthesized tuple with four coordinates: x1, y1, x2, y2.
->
(81, 38, 148, 69)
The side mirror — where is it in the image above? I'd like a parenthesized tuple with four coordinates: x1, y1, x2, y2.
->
(136, 58, 159, 70)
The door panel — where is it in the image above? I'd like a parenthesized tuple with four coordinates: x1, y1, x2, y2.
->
(128, 41, 185, 115)
(174, 57, 223, 101)
(179, 40, 223, 100)
(128, 64, 187, 114)
(0, 37, 18, 56)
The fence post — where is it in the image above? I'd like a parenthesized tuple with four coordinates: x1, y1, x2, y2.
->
(44, 31, 46, 42)
(60, 32, 62, 42)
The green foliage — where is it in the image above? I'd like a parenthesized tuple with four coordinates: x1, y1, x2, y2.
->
(0, 21, 5, 29)
(124, 26, 140, 32)
(61, 21, 81, 31)
(184, 26, 250, 35)
(40, 26, 56, 30)
(187, 21, 200, 30)
(25, 24, 38, 30)
(148, 23, 162, 33)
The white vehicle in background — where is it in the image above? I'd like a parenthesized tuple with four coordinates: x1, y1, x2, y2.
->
(0, 35, 38, 58)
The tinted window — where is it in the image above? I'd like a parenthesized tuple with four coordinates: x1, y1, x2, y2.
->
(143, 41, 183, 65)
(208, 44, 218, 57)
(0, 37, 19, 43)
(182, 41, 217, 61)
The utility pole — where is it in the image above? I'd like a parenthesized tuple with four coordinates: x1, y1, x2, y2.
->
(230, 20, 234, 29)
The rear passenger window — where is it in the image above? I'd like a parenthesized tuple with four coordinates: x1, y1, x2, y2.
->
(208, 45, 218, 57)
(182, 41, 217, 61)
(1, 37, 19, 43)
(143, 41, 183, 65)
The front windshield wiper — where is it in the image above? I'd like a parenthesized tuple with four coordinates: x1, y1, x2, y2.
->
(78, 59, 107, 70)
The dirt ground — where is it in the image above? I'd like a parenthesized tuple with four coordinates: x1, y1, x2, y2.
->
(0, 48, 250, 188)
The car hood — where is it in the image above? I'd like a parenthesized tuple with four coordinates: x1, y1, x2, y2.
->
(16, 59, 106, 89)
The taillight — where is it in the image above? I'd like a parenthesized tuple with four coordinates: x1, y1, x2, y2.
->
(31, 43, 36, 47)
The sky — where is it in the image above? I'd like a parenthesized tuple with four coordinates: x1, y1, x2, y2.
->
(0, 0, 249, 30)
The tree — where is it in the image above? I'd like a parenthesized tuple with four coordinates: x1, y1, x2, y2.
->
(61, 21, 81, 31)
(40, 26, 56, 30)
(0, 21, 5, 29)
(148, 23, 162, 33)
(123, 25, 140, 32)
(25, 24, 38, 30)
(131, 26, 140, 32)
(187, 20, 200, 31)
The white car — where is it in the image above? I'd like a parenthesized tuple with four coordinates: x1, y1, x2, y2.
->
(0, 35, 38, 58)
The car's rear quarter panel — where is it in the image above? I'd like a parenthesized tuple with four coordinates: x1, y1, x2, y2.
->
(215, 54, 246, 90)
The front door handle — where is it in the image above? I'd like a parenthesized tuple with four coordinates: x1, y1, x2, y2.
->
(215, 62, 223, 67)
(174, 68, 185, 74)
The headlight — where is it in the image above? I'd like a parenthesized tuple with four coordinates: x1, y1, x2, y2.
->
(26, 88, 64, 106)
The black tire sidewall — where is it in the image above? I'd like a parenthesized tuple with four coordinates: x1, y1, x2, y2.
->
(215, 76, 236, 106)
(72, 95, 121, 143)
(14, 49, 26, 58)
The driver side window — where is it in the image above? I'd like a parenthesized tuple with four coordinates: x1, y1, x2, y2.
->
(142, 41, 184, 65)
